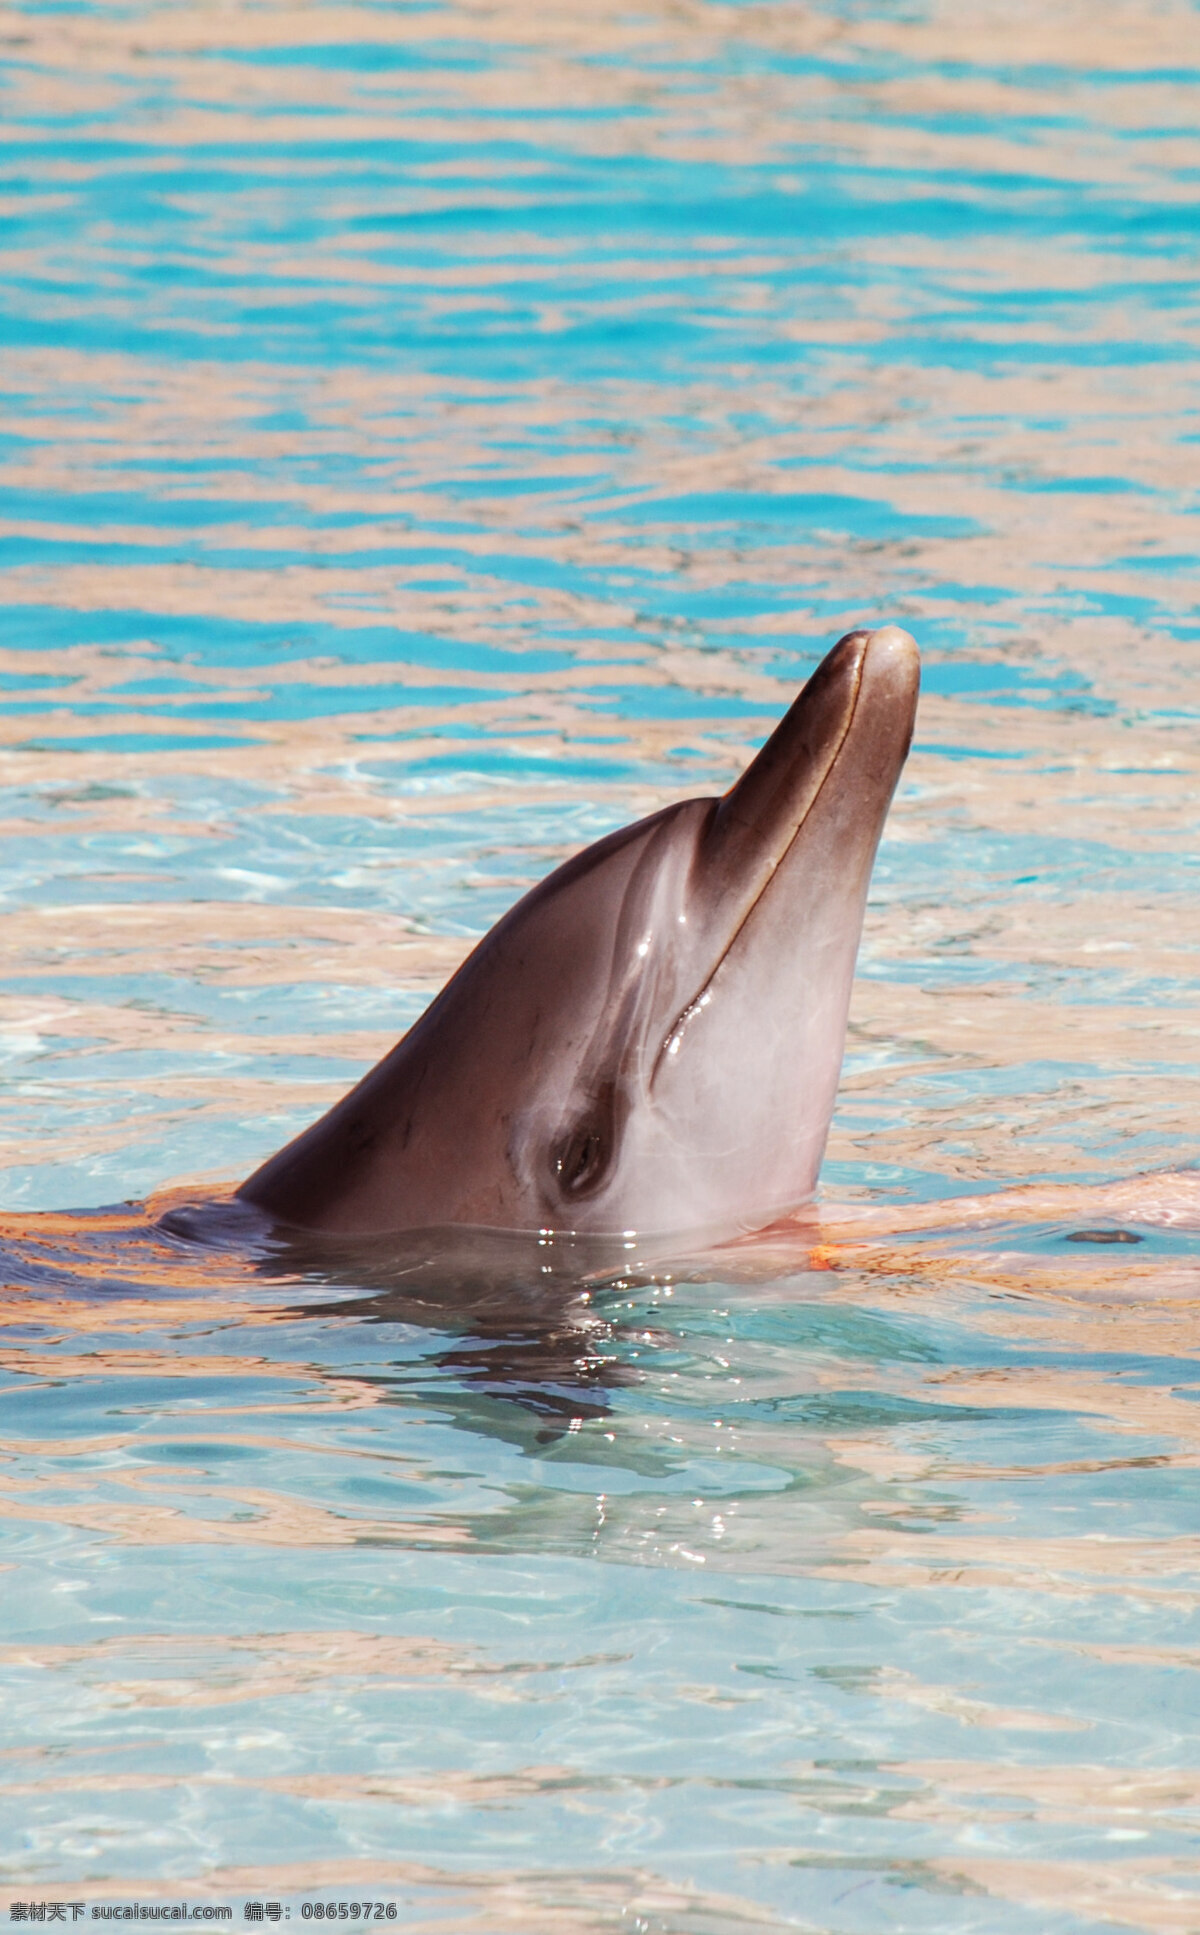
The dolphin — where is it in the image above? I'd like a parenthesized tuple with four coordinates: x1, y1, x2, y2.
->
(238, 625, 920, 1246)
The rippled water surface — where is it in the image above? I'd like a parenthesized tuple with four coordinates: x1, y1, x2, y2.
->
(3, 2, 1200, 1928)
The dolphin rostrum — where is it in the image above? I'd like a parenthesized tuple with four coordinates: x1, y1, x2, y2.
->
(238, 625, 920, 1245)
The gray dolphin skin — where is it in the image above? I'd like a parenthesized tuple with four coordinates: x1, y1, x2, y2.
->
(239, 625, 920, 1245)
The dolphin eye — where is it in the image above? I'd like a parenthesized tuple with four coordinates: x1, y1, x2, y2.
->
(552, 1121, 608, 1196)
(550, 1082, 621, 1200)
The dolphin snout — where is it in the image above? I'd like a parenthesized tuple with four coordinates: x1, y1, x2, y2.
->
(701, 623, 919, 906)
(855, 623, 920, 738)
(847, 624, 920, 785)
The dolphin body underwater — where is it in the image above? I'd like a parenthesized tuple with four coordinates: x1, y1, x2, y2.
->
(239, 625, 921, 1250)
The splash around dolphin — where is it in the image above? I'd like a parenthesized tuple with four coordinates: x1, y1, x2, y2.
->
(239, 625, 920, 1246)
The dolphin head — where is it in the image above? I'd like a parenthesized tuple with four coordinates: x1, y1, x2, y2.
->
(239, 625, 919, 1243)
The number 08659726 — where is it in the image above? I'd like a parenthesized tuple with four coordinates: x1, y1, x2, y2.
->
(299, 1905, 397, 1921)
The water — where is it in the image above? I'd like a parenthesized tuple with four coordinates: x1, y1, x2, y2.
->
(2, 0, 1200, 1927)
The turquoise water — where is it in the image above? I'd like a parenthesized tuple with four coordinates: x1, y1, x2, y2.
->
(2, 1, 1200, 1927)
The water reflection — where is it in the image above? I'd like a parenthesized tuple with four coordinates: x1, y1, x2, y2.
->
(2, 1184, 1200, 1926)
(224, 1207, 641, 1436)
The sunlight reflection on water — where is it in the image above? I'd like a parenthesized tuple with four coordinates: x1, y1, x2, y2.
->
(1, 1, 1199, 1928)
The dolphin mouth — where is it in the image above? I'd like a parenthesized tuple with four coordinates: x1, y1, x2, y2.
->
(652, 624, 919, 1083)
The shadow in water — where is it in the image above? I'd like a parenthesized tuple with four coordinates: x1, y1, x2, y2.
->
(0, 1190, 709, 1449)
(157, 1197, 675, 1436)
